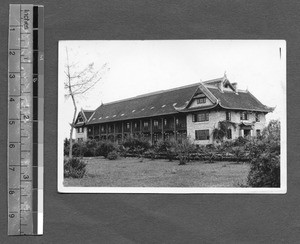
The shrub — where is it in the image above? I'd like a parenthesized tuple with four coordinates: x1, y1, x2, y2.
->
(85, 139, 98, 156)
(230, 146, 246, 163)
(122, 136, 151, 153)
(175, 138, 195, 165)
(64, 138, 70, 156)
(95, 141, 118, 158)
(247, 120, 280, 187)
(107, 151, 119, 160)
(64, 158, 86, 178)
(145, 149, 156, 160)
(232, 136, 249, 146)
(155, 139, 177, 161)
(71, 142, 83, 157)
(247, 152, 280, 187)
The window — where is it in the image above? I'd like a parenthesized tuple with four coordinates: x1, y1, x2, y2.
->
(195, 130, 210, 140)
(240, 112, 248, 120)
(153, 120, 159, 127)
(101, 125, 105, 132)
(134, 122, 138, 128)
(193, 112, 209, 122)
(226, 111, 231, 121)
(227, 129, 232, 139)
(126, 122, 130, 129)
(175, 118, 179, 125)
(164, 119, 167, 126)
(196, 97, 206, 104)
(255, 113, 260, 122)
(78, 115, 83, 122)
(143, 121, 149, 127)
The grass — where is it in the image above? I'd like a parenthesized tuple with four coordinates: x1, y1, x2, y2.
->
(64, 157, 250, 187)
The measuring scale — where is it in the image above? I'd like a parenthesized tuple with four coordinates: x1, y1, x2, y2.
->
(8, 4, 43, 235)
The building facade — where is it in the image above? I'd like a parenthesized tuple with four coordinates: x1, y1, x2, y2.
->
(74, 76, 273, 145)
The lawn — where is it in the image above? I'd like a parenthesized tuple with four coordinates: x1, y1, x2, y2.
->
(64, 157, 250, 187)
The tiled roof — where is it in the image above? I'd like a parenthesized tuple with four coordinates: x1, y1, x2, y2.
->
(207, 87, 272, 112)
(82, 110, 94, 121)
(87, 83, 202, 124)
(83, 78, 272, 125)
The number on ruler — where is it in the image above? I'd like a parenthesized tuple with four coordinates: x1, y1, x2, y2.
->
(9, 121, 15, 125)
(9, 74, 15, 79)
(9, 144, 15, 148)
(9, 190, 15, 194)
(9, 51, 15, 55)
(9, 167, 15, 171)
(8, 214, 15, 218)
(9, 98, 15, 102)
(23, 175, 29, 179)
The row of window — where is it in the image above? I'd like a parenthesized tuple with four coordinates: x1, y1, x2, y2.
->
(195, 129, 232, 140)
(193, 111, 261, 123)
(195, 129, 261, 140)
(196, 97, 206, 104)
(87, 118, 186, 134)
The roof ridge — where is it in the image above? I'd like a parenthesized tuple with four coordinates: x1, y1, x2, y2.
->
(202, 77, 224, 84)
(101, 81, 203, 107)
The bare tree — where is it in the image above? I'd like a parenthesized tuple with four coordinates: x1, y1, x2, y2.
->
(64, 47, 109, 158)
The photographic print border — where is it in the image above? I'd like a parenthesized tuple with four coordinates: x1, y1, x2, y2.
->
(57, 40, 287, 194)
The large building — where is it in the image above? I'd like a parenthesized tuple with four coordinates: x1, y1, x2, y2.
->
(74, 75, 273, 145)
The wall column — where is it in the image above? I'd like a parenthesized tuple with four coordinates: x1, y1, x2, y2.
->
(113, 123, 116, 142)
(140, 120, 142, 138)
(105, 123, 108, 140)
(174, 116, 177, 141)
(121, 121, 124, 142)
(150, 118, 153, 145)
(161, 118, 164, 140)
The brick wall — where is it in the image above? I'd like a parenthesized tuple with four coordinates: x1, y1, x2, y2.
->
(75, 127, 88, 141)
(187, 110, 267, 145)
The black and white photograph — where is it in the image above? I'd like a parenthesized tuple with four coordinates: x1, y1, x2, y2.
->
(57, 40, 286, 193)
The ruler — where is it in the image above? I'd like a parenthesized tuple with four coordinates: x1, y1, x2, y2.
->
(8, 4, 44, 235)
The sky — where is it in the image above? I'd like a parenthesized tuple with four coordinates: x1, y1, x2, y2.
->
(58, 40, 286, 140)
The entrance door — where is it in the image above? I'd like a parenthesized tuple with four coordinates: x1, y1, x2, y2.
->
(244, 129, 251, 137)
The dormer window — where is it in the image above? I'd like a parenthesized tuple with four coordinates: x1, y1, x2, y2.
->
(78, 115, 84, 122)
(240, 112, 248, 120)
(196, 98, 206, 104)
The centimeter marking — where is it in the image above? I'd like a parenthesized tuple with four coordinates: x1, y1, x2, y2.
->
(8, 4, 44, 236)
